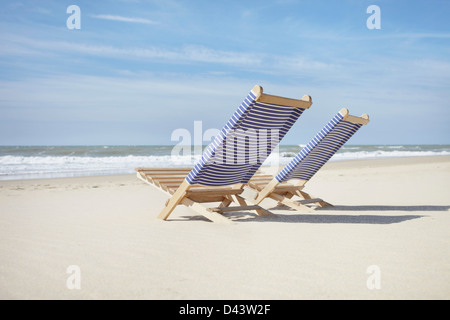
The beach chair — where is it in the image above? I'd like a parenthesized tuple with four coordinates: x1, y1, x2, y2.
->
(249, 108, 369, 210)
(136, 85, 313, 223)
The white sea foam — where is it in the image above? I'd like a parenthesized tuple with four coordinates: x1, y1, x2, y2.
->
(0, 155, 200, 180)
(331, 150, 450, 161)
(0, 146, 449, 180)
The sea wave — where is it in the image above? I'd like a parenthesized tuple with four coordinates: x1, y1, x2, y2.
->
(331, 150, 450, 161)
(0, 155, 200, 180)
(0, 145, 449, 180)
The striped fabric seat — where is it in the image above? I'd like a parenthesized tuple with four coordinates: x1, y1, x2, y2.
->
(186, 88, 308, 186)
(276, 110, 365, 183)
(251, 108, 369, 211)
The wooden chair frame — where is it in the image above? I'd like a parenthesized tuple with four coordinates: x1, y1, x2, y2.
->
(136, 168, 275, 223)
(136, 85, 313, 223)
(250, 108, 369, 211)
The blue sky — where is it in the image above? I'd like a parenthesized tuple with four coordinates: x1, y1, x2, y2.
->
(0, 0, 449, 145)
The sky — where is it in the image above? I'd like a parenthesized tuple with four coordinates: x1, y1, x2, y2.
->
(0, 0, 449, 146)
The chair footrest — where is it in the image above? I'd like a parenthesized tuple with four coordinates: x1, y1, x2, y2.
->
(297, 198, 323, 205)
(209, 205, 262, 213)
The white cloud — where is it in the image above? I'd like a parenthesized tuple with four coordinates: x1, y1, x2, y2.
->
(2, 34, 450, 97)
(0, 35, 264, 67)
(90, 14, 159, 25)
(374, 33, 450, 40)
(1, 71, 447, 145)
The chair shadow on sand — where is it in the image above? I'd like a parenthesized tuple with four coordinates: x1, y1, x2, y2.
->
(177, 205, 449, 224)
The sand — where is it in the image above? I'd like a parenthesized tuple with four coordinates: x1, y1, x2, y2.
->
(0, 156, 449, 300)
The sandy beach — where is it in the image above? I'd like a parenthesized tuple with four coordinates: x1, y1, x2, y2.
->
(0, 156, 449, 300)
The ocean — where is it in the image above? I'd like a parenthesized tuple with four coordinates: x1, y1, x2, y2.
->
(0, 145, 449, 181)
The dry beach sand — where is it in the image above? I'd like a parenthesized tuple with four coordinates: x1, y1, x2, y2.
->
(0, 156, 449, 299)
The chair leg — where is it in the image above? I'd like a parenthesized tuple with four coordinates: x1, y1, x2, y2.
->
(254, 179, 279, 204)
(218, 197, 232, 208)
(157, 180, 191, 220)
(266, 191, 313, 211)
(181, 198, 234, 224)
(296, 190, 333, 207)
(232, 194, 274, 217)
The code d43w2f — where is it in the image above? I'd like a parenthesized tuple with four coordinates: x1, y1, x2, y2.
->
(224, 304, 270, 315)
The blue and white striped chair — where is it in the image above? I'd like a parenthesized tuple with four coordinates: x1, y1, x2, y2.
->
(136, 85, 313, 223)
(251, 108, 369, 210)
